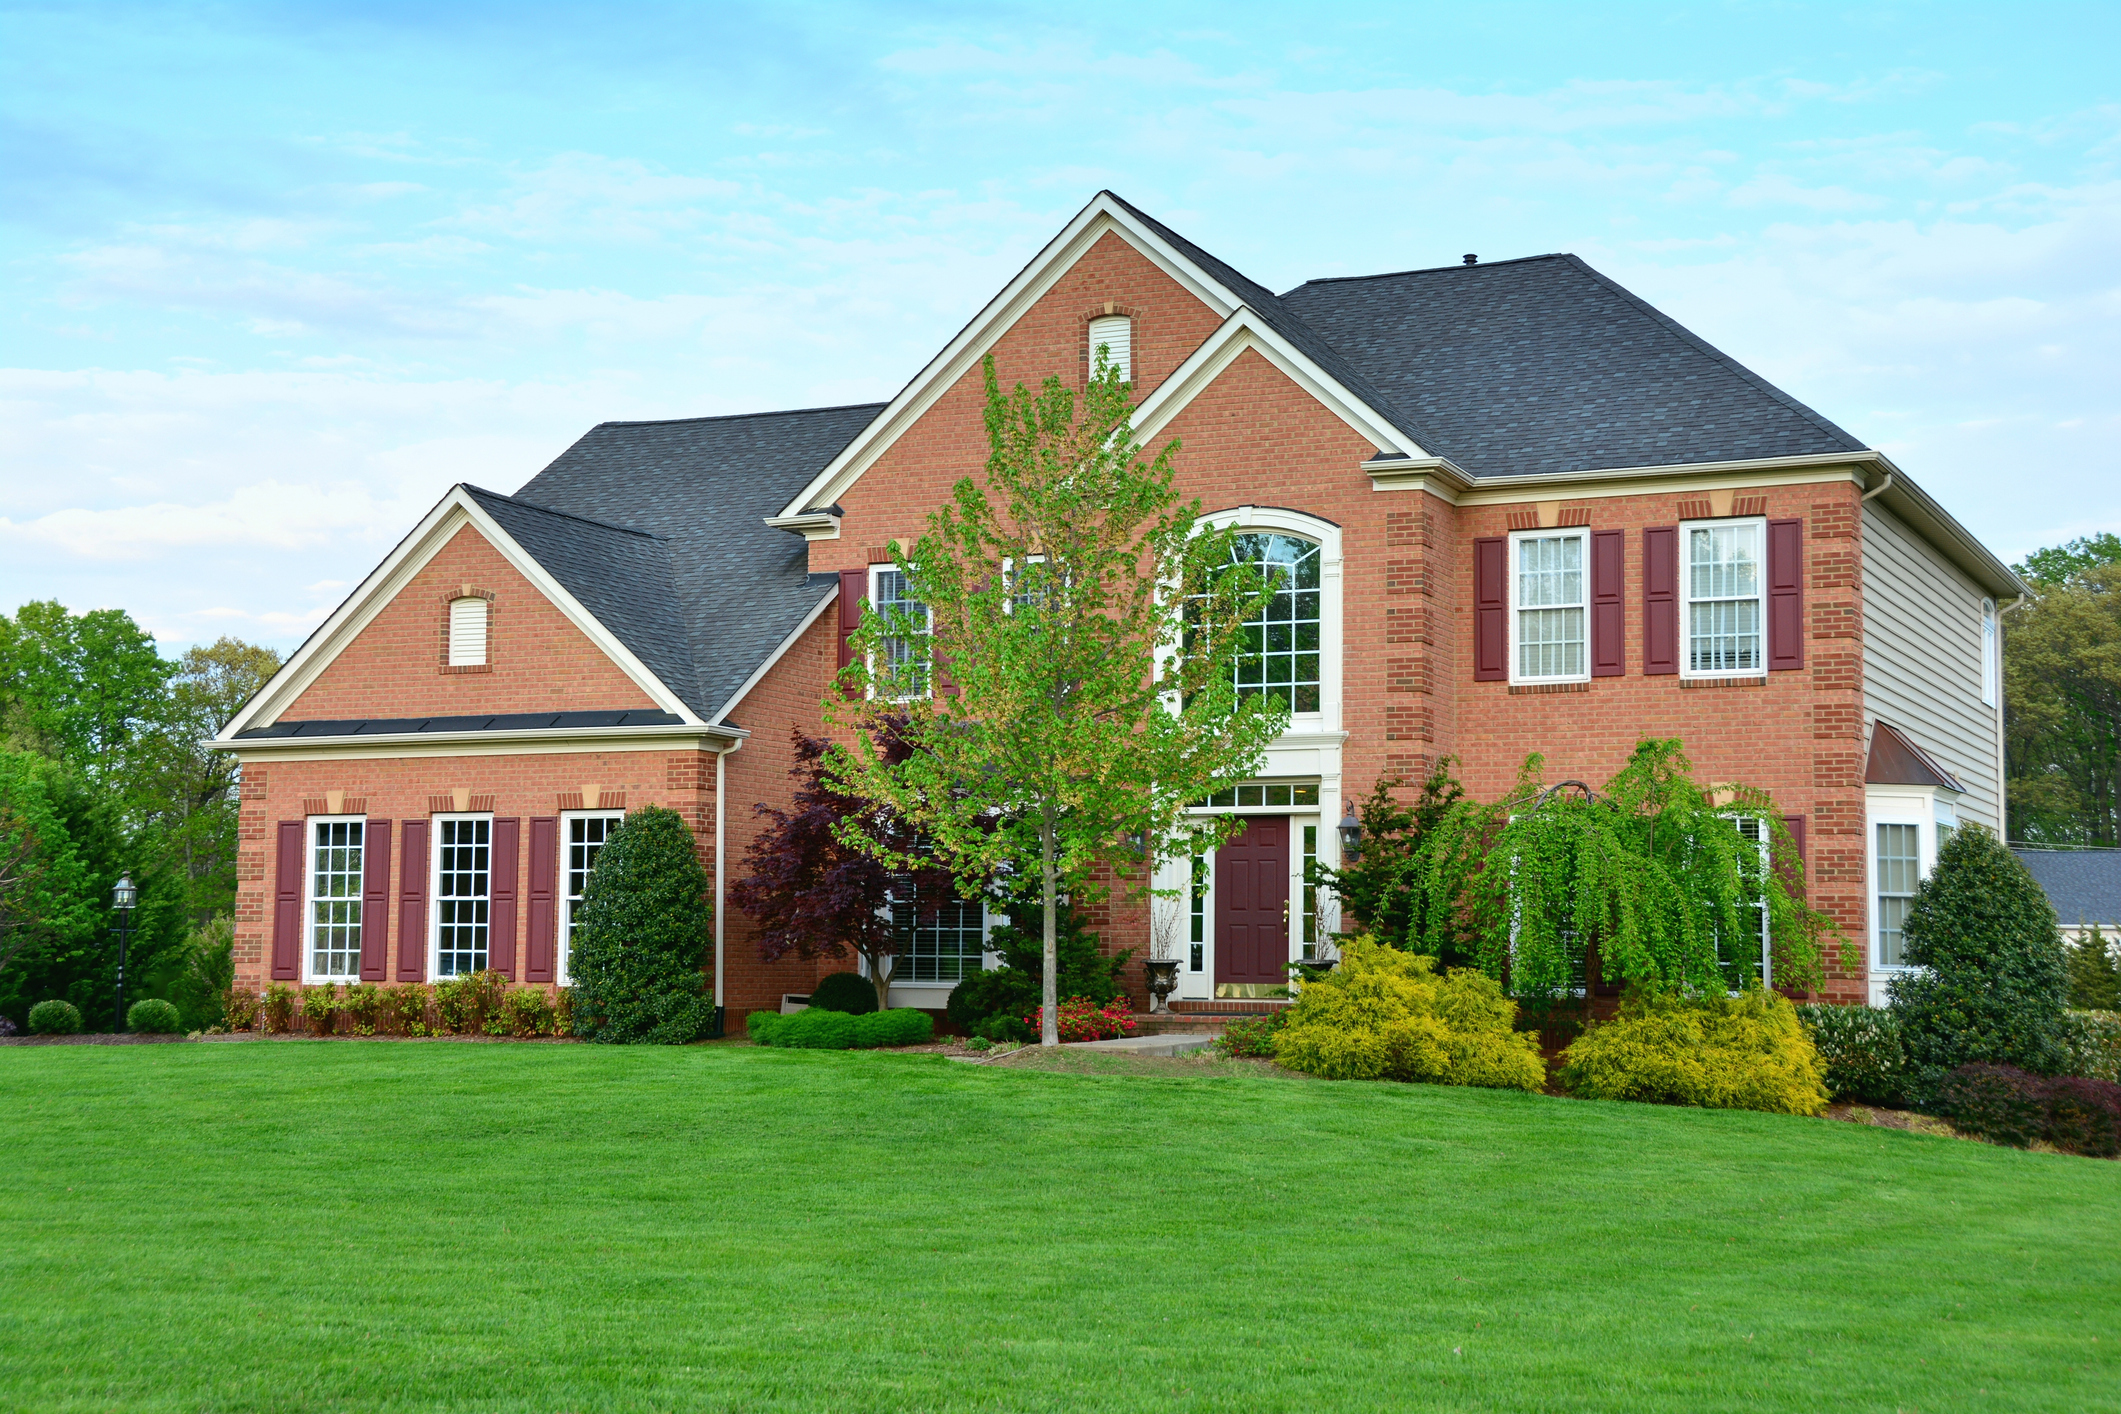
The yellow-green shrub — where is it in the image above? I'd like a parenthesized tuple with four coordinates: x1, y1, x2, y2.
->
(1559, 988, 1829, 1115)
(1274, 939, 1545, 1091)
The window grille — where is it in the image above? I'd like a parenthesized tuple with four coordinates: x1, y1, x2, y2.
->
(1515, 532, 1586, 680)
(435, 817, 490, 976)
(309, 819, 363, 980)
(1875, 823, 1920, 966)
(1685, 523, 1762, 674)
(891, 883, 985, 983)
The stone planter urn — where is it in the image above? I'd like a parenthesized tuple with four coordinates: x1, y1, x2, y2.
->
(1143, 958, 1183, 1012)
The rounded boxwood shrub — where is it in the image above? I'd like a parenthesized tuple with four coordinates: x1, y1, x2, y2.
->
(1889, 824, 2071, 1109)
(568, 807, 715, 1044)
(748, 1007, 932, 1049)
(1796, 1002, 1906, 1106)
(126, 998, 183, 1034)
(28, 999, 83, 1036)
(853, 1008, 934, 1047)
(1561, 988, 1829, 1115)
(807, 971, 880, 1015)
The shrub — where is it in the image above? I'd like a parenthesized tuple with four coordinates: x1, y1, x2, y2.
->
(553, 987, 573, 1036)
(503, 988, 556, 1038)
(28, 999, 83, 1035)
(1889, 824, 2072, 1109)
(748, 1007, 933, 1049)
(433, 970, 507, 1035)
(1275, 938, 1546, 1091)
(569, 807, 715, 1044)
(965, 1035, 993, 1052)
(2059, 1010, 2121, 1083)
(342, 983, 384, 1036)
(1027, 997, 1137, 1043)
(262, 983, 297, 1034)
(384, 984, 431, 1036)
(2065, 928, 2121, 1011)
(946, 898, 1129, 1041)
(1937, 1063, 2048, 1148)
(853, 1008, 935, 1047)
(2043, 1076, 2121, 1158)
(222, 988, 260, 1032)
(1796, 1003, 1906, 1105)
(167, 917, 236, 1031)
(1560, 988, 1829, 1115)
(0, 1015, 14, 1037)
(1218, 1011, 1289, 1059)
(126, 998, 182, 1034)
(807, 971, 880, 1015)
(301, 984, 340, 1036)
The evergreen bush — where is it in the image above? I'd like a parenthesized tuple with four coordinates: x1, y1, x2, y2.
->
(1795, 1003, 1906, 1105)
(1274, 938, 1545, 1090)
(1937, 1063, 2048, 1148)
(503, 987, 556, 1038)
(2065, 928, 2121, 1011)
(221, 988, 260, 1032)
(853, 1008, 935, 1047)
(1888, 825, 2071, 1109)
(748, 1006, 934, 1049)
(2059, 1011, 2121, 1083)
(28, 998, 82, 1035)
(945, 897, 1126, 1041)
(342, 983, 384, 1036)
(383, 983, 430, 1036)
(300, 984, 339, 1036)
(165, 917, 235, 1032)
(125, 998, 182, 1034)
(261, 983, 296, 1034)
(568, 807, 715, 1044)
(807, 971, 880, 1014)
(1560, 989, 1829, 1115)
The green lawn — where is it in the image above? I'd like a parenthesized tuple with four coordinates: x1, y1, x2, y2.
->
(4, 1043, 2117, 1413)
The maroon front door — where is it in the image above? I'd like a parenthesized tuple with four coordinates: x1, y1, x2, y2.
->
(1215, 816, 1290, 990)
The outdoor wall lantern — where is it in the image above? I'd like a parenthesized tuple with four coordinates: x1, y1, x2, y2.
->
(1337, 806, 1362, 862)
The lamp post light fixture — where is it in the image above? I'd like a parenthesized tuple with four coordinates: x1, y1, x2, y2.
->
(111, 874, 137, 1033)
(1337, 805, 1362, 863)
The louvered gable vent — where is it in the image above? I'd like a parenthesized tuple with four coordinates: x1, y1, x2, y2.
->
(1087, 314, 1131, 383)
(448, 597, 489, 667)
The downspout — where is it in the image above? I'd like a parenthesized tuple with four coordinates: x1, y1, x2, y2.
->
(715, 743, 729, 1010)
(1997, 594, 2031, 841)
(1860, 470, 1894, 503)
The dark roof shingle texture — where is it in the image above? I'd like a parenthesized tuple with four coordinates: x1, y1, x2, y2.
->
(2012, 849, 2121, 928)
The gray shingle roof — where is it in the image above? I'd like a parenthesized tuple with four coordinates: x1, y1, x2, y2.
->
(507, 404, 882, 719)
(1278, 254, 1866, 478)
(2013, 848, 2121, 928)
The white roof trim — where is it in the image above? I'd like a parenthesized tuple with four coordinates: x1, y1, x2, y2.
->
(771, 193, 1256, 523)
(1129, 306, 1425, 458)
(219, 486, 705, 739)
(710, 583, 839, 724)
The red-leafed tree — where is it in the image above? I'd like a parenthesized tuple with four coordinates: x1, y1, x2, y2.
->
(730, 728, 960, 1010)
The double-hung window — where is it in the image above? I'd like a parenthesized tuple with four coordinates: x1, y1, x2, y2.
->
(307, 817, 365, 982)
(1874, 822, 1921, 967)
(1683, 519, 1765, 676)
(433, 815, 491, 977)
(869, 566, 932, 699)
(560, 811, 625, 985)
(889, 880, 986, 983)
(1510, 529, 1587, 682)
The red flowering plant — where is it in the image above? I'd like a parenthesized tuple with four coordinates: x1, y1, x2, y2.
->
(1026, 995, 1138, 1043)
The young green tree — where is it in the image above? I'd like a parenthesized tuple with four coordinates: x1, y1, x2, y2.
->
(1309, 758, 1466, 962)
(567, 806, 716, 1044)
(0, 601, 175, 807)
(142, 638, 282, 921)
(826, 352, 1286, 1046)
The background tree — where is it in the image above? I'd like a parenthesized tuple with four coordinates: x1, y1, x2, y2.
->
(0, 600, 175, 806)
(2064, 928, 2120, 1012)
(730, 729, 958, 1011)
(567, 805, 716, 1044)
(139, 638, 282, 920)
(2004, 545, 2121, 846)
(827, 352, 1285, 1046)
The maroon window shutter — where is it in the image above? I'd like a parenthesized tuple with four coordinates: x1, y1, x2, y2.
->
(1767, 517, 1804, 671)
(1779, 814, 1807, 896)
(1590, 529, 1624, 677)
(397, 820, 429, 982)
(272, 821, 304, 981)
(837, 567, 866, 671)
(1473, 536, 1507, 681)
(359, 819, 391, 982)
(1644, 526, 1679, 675)
(488, 817, 519, 980)
(526, 817, 559, 983)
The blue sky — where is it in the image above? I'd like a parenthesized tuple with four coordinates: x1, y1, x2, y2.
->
(4, 1, 2116, 653)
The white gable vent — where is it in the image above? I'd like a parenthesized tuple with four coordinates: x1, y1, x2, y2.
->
(1087, 314, 1132, 384)
(448, 596, 489, 667)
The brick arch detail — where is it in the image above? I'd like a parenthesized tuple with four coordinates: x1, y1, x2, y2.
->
(439, 584, 498, 676)
(1079, 301, 1142, 385)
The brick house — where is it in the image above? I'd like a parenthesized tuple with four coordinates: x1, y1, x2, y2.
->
(215, 191, 2020, 1017)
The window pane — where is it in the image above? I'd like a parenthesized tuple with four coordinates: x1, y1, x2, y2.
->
(874, 569, 931, 695)
(1686, 524, 1763, 674)
(1516, 534, 1586, 680)
(309, 819, 364, 980)
(436, 817, 491, 976)
(561, 813, 626, 977)
(1876, 822, 1920, 966)
(1226, 534, 1321, 712)
(891, 885, 986, 983)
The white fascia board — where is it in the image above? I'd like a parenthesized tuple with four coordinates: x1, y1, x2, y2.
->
(1131, 307, 1424, 458)
(213, 721, 746, 762)
(218, 485, 704, 740)
(710, 584, 838, 724)
(770, 194, 1248, 522)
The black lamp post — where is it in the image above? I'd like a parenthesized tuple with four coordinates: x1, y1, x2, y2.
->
(111, 874, 137, 1033)
(1337, 804, 1362, 863)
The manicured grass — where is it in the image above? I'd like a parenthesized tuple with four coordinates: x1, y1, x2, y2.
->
(4, 1042, 2117, 1412)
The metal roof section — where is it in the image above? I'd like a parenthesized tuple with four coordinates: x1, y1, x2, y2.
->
(1866, 720, 1968, 792)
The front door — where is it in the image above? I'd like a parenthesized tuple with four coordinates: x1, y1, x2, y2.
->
(1215, 816, 1290, 993)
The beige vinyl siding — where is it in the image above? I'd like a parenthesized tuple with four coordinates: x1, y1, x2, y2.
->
(1862, 501, 2000, 828)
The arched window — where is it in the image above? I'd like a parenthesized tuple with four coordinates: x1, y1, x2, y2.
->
(1229, 532, 1321, 713)
(448, 596, 489, 667)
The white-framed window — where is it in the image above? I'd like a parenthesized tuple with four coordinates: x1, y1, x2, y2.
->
(1087, 314, 1132, 383)
(1509, 528, 1588, 683)
(888, 880, 987, 983)
(868, 565, 932, 699)
(1981, 598, 1998, 708)
(1682, 518, 1765, 677)
(1188, 848, 1208, 973)
(1300, 823, 1321, 958)
(1227, 533, 1322, 714)
(448, 596, 489, 667)
(431, 814, 492, 977)
(305, 815, 366, 983)
(559, 810, 626, 986)
(1874, 821, 1921, 968)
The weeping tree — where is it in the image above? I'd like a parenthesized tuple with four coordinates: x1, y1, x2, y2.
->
(1411, 739, 1835, 997)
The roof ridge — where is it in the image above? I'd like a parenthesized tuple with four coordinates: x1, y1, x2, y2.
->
(462, 484, 670, 541)
(594, 401, 889, 431)
(1286, 253, 1568, 290)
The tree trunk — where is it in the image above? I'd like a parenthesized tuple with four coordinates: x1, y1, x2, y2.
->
(868, 947, 893, 1013)
(1041, 807, 1059, 1048)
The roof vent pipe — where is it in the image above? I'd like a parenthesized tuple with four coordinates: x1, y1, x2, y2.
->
(1462, 254, 1478, 266)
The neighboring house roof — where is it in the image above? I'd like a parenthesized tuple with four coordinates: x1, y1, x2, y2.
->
(509, 403, 883, 719)
(2013, 848, 2121, 929)
(1278, 255, 1866, 479)
(1865, 721, 1967, 792)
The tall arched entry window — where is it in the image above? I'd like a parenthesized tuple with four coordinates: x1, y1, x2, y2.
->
(1228, 532, 1322, 714)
